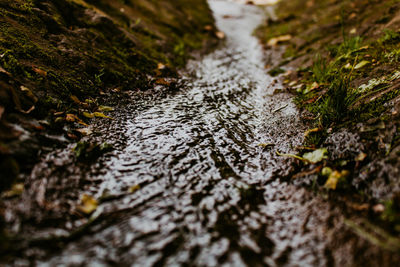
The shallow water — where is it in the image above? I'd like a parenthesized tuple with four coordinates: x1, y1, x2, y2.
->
(10, 1, 392, 266)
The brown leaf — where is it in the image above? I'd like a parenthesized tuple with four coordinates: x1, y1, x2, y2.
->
(66, 113, 76, 122)
(32, 67, 47, 76)
(204, 25, 213, 31)
(155, 78, 171, 86)
(267, 35, 292, 47)
(70, 95, 81, 105)
(0, 66, 10, 76)
(76, 127, 93, 136)
(0, 106, 4, 120)
(215, 31, 225, 39)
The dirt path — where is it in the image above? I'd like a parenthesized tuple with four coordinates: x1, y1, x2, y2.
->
(4, 1, 398, 266)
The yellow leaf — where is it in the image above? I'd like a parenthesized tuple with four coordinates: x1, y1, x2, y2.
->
(128, 184, 140, 193)
(98, 105, 114, 112)
(324, 170, 349, 190)
(157, 63, 166, 70)
(66, 113, 76, 122)
(2, 183, 24, 198)
(355, 152, 367, 161)
(70, 95, 81, 104)
(77, 194, 98, 214)
(304, 127, 321, 137)
(354, 60, 370, 70)
(93, 112, 112, 119)
(82, 112, 95, 118)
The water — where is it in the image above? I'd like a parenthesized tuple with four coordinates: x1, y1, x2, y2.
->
(10, 1, 388, 266)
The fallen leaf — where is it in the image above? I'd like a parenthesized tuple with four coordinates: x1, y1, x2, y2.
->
(204, 25, 213, 31)
(2, 183, 24, 198)
(129, 184, 140, 193)
(76, 127, 93, 136)
(321, 167, 333, 177)
(303, 148, 328, 164)
(32, 67, 47, 76)
(19, 105, 35, 114)
(215, 31, 225, 39)
(324, 170, 349, 190)
(155, 78, 171, 86)
(77, 194, 98, 214)
(0, 66, 10, 75)
(55, 117, 64, 123)
(66, 114, 88, 126)
(98, 105, 114, 112)
(66, 113, 76, 122)
(70, 95, 81, 104)
(292, 165, 322, 179)
(0, 106, 4, 120)
(267, 35, 292, 46)
(354, 60, 370, 70)
(276, 150, 307, 162)
(355, 152, 367, 161)
(93, 112, 112, 119)
(67, 132, 79, 139)
(82, 112, 95, 119)
(373, 204, 385, 213)
(20, 85, 38, 103)
(304, 127, 321, 137)
(157, 63, 166, 70)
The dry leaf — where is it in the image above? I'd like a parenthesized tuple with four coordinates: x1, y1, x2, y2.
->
(354, 60, 370, 70)
(77, 194, 98, 214)
(215, 31, 225, 39)
(32, 67, 47, 76)
(129, 184, 140, 193)
(70, 95, 81, 104)
(304, 127, 321, 137)
(82, 112, 95, 119)
(76, 127, 93, 136)
(355, 152, 367, 161)
(157, 63, 166, 70)
(98, 105, 114, 112)
(267, 35, 292, 46)
(66, 113, 76, 122)
(324, 170, 349, 190)
(155, 78, 171, 86)
(204, 25, 213, 31)
(0, 66, 10, 75)
(0, 106, 4, 120)
(93, 112, 112, 119)
(2, 183, 24, 198)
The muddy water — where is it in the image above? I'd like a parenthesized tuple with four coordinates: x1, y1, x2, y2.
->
(15, 1, 384, 266)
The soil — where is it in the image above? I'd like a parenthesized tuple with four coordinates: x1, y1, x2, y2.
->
(256, 0, 400, 244)
(0, 0, 218, 190)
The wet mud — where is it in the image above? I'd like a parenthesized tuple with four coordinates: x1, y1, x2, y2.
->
(2, 1, 399, 266)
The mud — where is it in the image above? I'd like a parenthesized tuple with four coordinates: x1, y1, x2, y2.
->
(2, 1, 399, 266)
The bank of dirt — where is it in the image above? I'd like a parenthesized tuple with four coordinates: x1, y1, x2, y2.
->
(257, 0, 400, 240)
(0, 0, 218, 190)
(0, 0, 217, 257)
